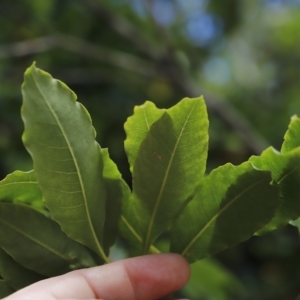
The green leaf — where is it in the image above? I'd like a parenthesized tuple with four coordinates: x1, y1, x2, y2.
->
(289, 218, 300, 233)
(250, 147, 300, 234)
(0, 170, 45, 213)
(124, 101, 165, 172)
(281, 115, 300, 153)
(182, 258, 244, 300)
(131, 97, 209, 253)
(101, 148, 129, 252)
(0, 203, 96, 277)
(21, 64, 108, 262)
(170, 162, 279, 263)
(121, 101, 164, 252)
(0, 248, 45, 290)
(0, 279, 15, 298)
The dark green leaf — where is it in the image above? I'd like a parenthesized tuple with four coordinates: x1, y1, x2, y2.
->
(250, 147, 300, 233)
(0, 248, 45, 290)
(170, 162, 279, 263)
(101, 148, 129, 252)
(132, 97, 209, 253)
(21, 64, 108, 261)
(118, 194, 161, 254)
(0, 170, 45, 213)
(124, 101, 165, 172)
(0, 202, 96, 277)
(0, 279, 15, 298)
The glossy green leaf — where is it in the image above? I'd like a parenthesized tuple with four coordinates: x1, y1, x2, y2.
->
(101, 148, 129, 252)
(170, 162, 279, 263)
(0, 280, 15, 298)
(182, 258, 244, 300)
(0, 248, 45, 290)
(0, 203, 96, 277)
(21, 64, 108, 261)
(0, 170, 45, 213)
(131, 97, 209, 253)
(281, 115, 300, 153)
(124, 101, 165, 172)
(250, 147, 300, 233)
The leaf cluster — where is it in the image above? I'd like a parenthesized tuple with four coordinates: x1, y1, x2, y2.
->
(1, 64, 300, 297)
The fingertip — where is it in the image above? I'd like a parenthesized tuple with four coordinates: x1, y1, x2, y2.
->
(123, 253, 191, 299)
(161, 253, 191, 285)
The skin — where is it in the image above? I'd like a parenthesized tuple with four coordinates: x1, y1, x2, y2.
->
(4, 253, 190, 300)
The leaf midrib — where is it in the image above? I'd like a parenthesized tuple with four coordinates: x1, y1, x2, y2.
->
(30, 72, 106, 260)
(278, 162, 300, 184)
(142, 107, 150, 130)
(143, 103, 197, 253)
(181, 178, 267, 256)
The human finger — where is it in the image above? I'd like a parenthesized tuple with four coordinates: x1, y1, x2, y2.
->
(4, 253, 190, 300)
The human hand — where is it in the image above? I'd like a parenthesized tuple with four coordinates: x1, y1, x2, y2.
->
(3, 253, 190, 300)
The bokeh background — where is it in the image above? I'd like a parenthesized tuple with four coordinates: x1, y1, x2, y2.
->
(1, 0, 300, 299)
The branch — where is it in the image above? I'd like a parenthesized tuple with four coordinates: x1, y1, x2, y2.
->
(0, 36, 57, 58)
(0, 35, 155, 78)
(82, 0, 162, 60)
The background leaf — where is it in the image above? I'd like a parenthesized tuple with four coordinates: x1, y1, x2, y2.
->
(0, 203, 96, 277)
(0, 170, 45, 213)
(182, 258, 244, 300)
(131, 97, 209, 253)
(124, 101, 165, 172)
(250, 147, 300, 234)
(0, 248, 45, 290)
(21, 64, 108, 261)
(170, 162, 279, 263)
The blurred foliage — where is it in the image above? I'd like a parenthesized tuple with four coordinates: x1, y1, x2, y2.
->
(1, 0, 300, 298)
(182, 258, 245, 300)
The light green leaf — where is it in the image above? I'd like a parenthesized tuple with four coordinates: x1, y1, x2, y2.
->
(124, 101, 165, 172)
(21, 64, 108, 262)
(170, 162, 279, 263)
(0, 203, 96, 277)
(0, 279, 15, 298)
(281, 115, 300, 153)
(0, 170, 45, 213)
(0, 248, 45, 290)
(182, 258, 244, 300)
(250, 147, 300, 234)
(132, 97, 209, 253)
(289, 218, 300, 233)
(101, 148, 129, 252)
